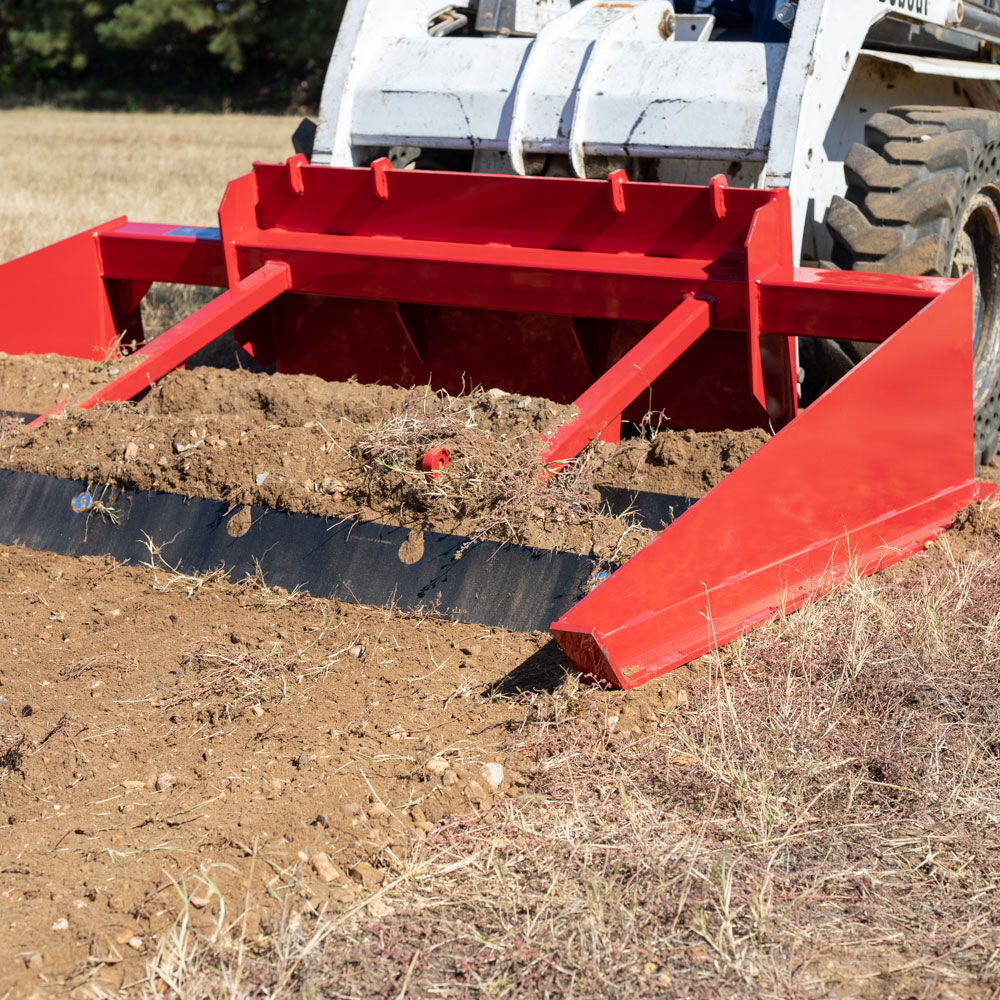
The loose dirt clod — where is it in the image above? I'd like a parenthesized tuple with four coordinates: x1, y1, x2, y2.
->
(311, 853, 343, 884)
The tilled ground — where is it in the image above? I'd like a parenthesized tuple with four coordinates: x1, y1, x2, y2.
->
(0, 354, 719, 996)
(0, 543, 690, 996)
(4, 352, 1000, 999)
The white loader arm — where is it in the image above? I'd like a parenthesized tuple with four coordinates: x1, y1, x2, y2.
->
(314, 0, 964, 167)
(312, 0, 983, 257)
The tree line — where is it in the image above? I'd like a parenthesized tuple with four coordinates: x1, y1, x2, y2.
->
(0, 0, 348, 110)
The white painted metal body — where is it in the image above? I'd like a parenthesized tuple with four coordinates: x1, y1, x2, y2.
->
(313, 0, 1000, 262)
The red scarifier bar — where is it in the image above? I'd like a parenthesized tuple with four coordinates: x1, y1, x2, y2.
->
(541, 295, 711, 473)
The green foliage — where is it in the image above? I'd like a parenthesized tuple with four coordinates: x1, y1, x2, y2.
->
(0, 0, 348, 108)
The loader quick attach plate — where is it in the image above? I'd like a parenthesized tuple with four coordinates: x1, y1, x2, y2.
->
(0, 158, 991, 687)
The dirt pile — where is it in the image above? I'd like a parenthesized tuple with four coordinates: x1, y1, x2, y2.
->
(0, 357, 771, 561)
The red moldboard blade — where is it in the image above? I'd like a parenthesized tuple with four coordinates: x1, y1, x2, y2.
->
(552, 274, 994, 689)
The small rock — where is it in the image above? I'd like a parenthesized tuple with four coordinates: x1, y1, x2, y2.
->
(669, 753, 700, 767)
(173, 438, 204, 454)
(347, 645, 364, 659)
(22, 952, 43, 970)
(605, 713, 620, 733)
(368, 802, 389, 818)
(50, 917, 68, 931)
(311, 852, 343, 884)
(189, 893, 212, 909)
(123, 441, 139, 462)
(252, 704, 265, 717)
(676, 689, 689, 708)
(127, 936, 145, 952)
(367, 898, 394, 918)
(464, 779, 489, 806)
(442, 768, 459, 787)
(486, 387, 508, 400)
(481, 763, 504, 791)
(255, 471, 270, 486)
(350, 861, 384, 888)
(155, 772, 176, 792)
(425, 757, 449, 777)
(460, 644, 482, 657)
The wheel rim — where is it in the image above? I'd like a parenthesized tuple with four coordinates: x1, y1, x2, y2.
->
(951, 191, 1000, 410)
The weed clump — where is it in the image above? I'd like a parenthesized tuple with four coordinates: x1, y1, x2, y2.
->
(356, 386, 597, 544)
(161, 643, 296, 718)
(0, 732, 28, 781)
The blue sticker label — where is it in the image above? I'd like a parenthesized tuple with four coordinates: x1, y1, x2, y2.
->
(71, 492, 94, 513)
(165, 226, 222, 241)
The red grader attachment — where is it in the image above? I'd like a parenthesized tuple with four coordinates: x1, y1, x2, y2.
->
(0, 156, 991, 687)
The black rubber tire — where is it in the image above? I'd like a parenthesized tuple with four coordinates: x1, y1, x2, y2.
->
(826, 105, 1000, 465)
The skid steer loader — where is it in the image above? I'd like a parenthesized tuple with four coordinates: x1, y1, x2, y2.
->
(0, 0, 996, 687)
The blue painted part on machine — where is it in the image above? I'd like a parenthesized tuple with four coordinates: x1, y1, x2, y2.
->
(164, 226, 222, 241)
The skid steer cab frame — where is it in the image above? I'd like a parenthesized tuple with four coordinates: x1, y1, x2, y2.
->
(0, 159, 989, 686)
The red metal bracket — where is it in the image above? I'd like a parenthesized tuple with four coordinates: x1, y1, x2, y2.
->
(286, 154, 308, 195)
(709, 174, 728, 221)
(371, 157, 392, 201)
(607, 169, 628, 214)
(541, 295, 711, 473)
(421, 448, 450, 481)
(76, 261, 292, 410)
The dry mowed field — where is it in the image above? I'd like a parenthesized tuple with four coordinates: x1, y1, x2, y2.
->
(3, 109, 1000, 1000)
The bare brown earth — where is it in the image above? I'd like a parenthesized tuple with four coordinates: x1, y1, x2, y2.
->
(0, 354, 768, 560)
(0, 543, 689, 998)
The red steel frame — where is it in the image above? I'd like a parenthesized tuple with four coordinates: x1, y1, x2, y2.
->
(0, 157, 991, 687)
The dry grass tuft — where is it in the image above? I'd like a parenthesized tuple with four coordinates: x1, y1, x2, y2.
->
(357, 386, 597, 544)
(60, 652, 137, 680)
(140, 532, 233, 597)
(0, 414, 25, 444)
(0, 731, 31, 781)
(158, 642, 302, 720)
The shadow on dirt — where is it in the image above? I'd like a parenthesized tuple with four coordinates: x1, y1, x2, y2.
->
(483, 638, 569, 698)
